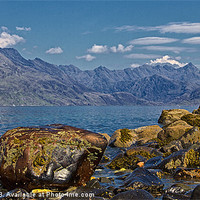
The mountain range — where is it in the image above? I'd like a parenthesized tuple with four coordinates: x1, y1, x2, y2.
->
(0, 48, 200, 106)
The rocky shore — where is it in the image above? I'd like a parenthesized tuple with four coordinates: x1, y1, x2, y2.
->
(0, 106, 200, 199)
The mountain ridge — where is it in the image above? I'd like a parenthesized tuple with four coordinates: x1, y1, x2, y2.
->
(0, 48, 199, 106)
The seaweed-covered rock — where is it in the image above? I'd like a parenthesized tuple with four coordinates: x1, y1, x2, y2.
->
(0, 124, 108, 191)
(181, 114, 200, 127)
(122, 168, 164, 194)
(158, 120, 192, 142)
(161, 140, 183, 154)
(110, 189, 155, 200)
(157, 149, 200, 172)
(165, 183, 191, 195)
(158, 109, 191, 126)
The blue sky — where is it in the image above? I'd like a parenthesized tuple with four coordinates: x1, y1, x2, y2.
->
(0, 1, 200, 70)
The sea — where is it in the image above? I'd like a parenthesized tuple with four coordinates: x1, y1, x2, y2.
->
(0, 105, 199, 198)
(0, 105, 198, 136)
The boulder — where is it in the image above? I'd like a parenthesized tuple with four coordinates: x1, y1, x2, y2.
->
(158, 109, 191, 126)
(158, 120, 192, 142)
(122, 168, 164, 194)
(144, 156, 164, 169)
(110, 189, 155, 200)
(181, 114, 200, 127)
(179, 127, 200, 149)
(109, 125, 162, 148)
(0, 124, 108, 191)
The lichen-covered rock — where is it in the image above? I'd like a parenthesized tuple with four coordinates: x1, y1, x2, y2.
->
(0, 124, 108, 191)
(109, 125, 162, 148)
(181, 114, 200, 127)
(122, 168, 164, 194)
(158, 109, 191, 126)
(110, 189, 155, 200)
(158, 120, 192, 142)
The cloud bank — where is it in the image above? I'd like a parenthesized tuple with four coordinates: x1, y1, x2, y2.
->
(76, 54, 96, 61)
(16, 27, 31, 31)
(46, 47, 63, 54)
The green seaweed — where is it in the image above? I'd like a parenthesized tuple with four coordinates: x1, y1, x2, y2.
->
(120, 128, 133, 143)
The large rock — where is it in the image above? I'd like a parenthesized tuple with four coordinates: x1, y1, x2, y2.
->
(158, 109, 191, 126)
(191, 185, 200, 200)
(179, 127, 200, 149)
(158, 120, 192, 142)
(181, 114, 200, 127)
(0, 124, 108, 191)
(110, 189, 155, 200)
(122, 168, 164, 194)
(109, 125, 162, 148)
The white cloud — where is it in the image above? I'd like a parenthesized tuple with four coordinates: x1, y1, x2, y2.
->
(148, 55, 187, 67)
(182, 37, 200, 44)
(110, 44, 133, 53)
(46, 47, 63, 54)
(140, 46, 196, 54)
(0, 32, 25, 48)
(16, 26, 31, 31)
(115, 22, 200, 34)
(88, 44, 108, 54)
(1, 26, 8, 32)
(129, 37, 178, 45)
(156, 22, 200, 34)
(125, 53, 160, 59)
(76, 54, 96, 61)
(130, 63, 140, 68)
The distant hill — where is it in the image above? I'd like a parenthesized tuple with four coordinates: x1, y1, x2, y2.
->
(0, 48, 199, 106)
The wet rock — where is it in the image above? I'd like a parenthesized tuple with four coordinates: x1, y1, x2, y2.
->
(99, 133, 110, 143)
(158, 109, 191, 126)
(86, 179, 102, 189)
(162, 193, 190, 200)
(144, 156, 164, 169)
(99, 177, 112, 184)
(122, 168, 164, 194)
(0, 124, 108, 191)
(109, 125, 162, 148)
(110, 189, 155, 200)
(190, 185, 200, 200)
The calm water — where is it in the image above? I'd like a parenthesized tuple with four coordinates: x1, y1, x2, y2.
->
(0, 105, 198, 136)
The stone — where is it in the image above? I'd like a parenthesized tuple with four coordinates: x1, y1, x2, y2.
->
(0, 124, 108, 191)
(179, 127, 200, 149)
(181, 114, 200, 127)
(122, 168, 164, 194)
(161, 140, 183, 154)
(158, 109, 191, 126)
(162, 193, 190, 200)
(109, 125, 162, 148)
(158, 120, 192, 142)
(99, 133, 110, 143)
(190, 185, 200, 200)
(144, 156, 164, 169)
(165, 183, 191, 195)
(110, 189, 155, 200)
